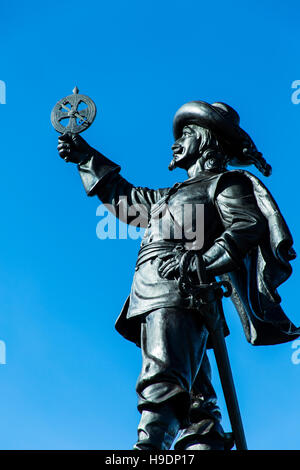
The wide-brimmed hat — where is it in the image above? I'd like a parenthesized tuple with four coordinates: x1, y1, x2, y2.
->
(173, 101, 271, 176)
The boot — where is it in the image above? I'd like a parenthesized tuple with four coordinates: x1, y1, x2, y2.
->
(174, 418, 234, 450)
(183, 432, 234, 450)
(133, 405, 181, 450)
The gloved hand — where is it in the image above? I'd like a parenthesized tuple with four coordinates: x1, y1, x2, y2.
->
(157, 251, 183, 279)
(157, 248, 200, 280)
(57, 133, 94, 164)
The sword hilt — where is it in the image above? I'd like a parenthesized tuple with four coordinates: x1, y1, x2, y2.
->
(178, 250, 232, 304)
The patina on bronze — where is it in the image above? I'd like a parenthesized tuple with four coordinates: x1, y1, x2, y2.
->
(56, 99, 299, 451)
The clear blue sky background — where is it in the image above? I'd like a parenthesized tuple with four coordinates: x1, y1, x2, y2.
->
(0, 0, 299, 450)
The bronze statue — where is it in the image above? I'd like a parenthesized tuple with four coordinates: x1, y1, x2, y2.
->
(57, 100, 299, 450)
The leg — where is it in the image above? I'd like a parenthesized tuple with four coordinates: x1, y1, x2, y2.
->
(134, 307, 208, 450)
(174, 352, 233, 450)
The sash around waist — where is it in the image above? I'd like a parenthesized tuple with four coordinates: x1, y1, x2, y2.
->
(136, 241, 184, 268)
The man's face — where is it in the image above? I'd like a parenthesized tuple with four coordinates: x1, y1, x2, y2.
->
(169, 124, 202, 171)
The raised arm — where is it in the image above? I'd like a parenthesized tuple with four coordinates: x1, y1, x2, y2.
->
(57, 134, 168, 227)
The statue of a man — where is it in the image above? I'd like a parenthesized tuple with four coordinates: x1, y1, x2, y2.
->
(57, 101, 299, 450)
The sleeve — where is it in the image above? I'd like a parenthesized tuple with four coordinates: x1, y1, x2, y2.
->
(78, 151, 169, 227)
(203, 172, 267, 276)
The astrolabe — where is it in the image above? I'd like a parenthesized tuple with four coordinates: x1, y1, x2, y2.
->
(51, 86, 97, 135)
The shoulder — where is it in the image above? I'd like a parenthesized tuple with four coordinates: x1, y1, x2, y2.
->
(215, 169, 255, 199)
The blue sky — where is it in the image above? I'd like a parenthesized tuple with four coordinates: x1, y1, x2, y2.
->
(0, 0, 299, 450)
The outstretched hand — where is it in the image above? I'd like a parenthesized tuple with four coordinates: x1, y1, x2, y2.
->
(57, 133, 93, 164)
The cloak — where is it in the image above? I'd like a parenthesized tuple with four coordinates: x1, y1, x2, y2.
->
(218, 170, 299, 345)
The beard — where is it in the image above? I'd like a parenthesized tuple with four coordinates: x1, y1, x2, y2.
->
(168, 154, 191, 171)
(168, 158, 176, 171)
